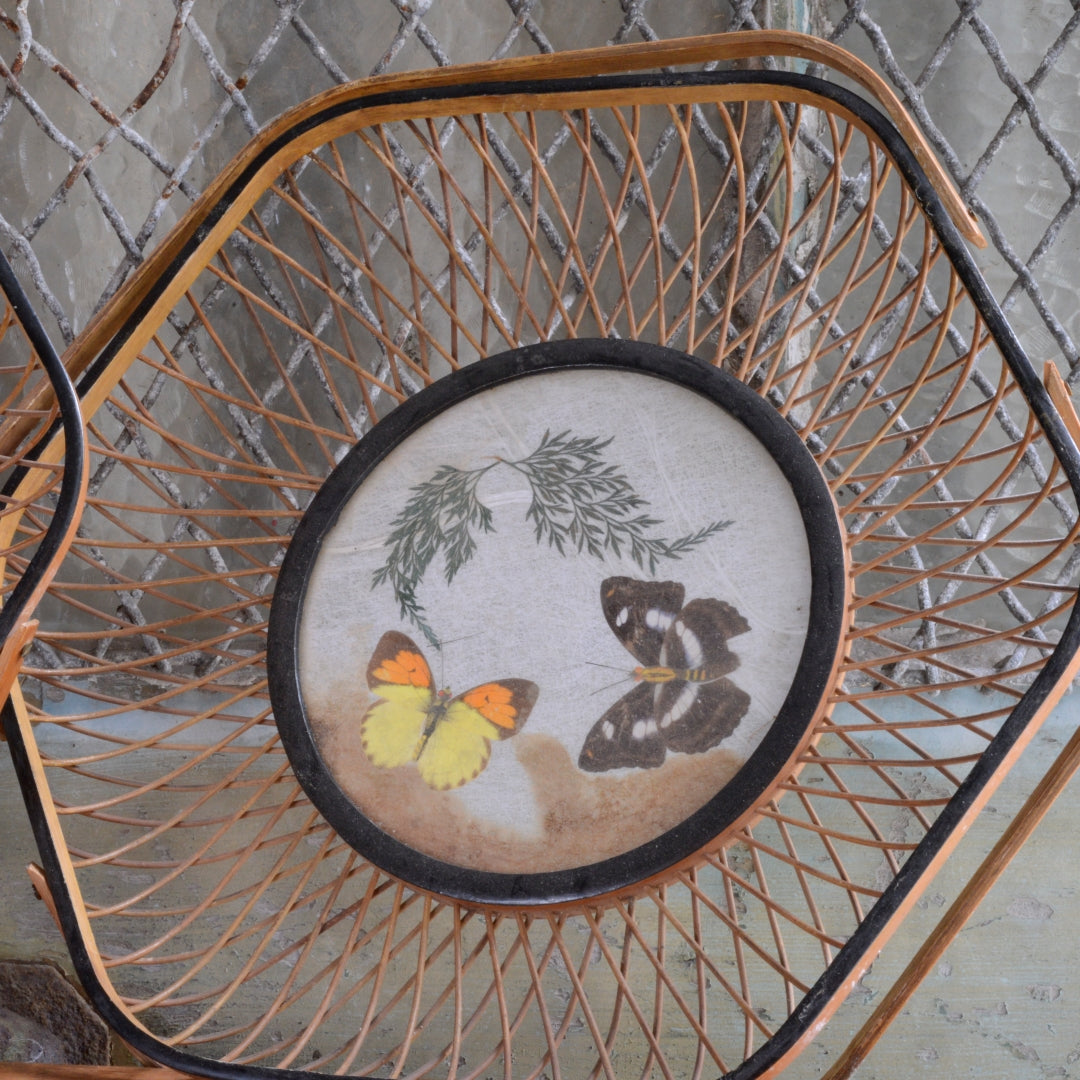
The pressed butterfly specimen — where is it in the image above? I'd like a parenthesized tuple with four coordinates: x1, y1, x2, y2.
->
(579, 577, 751, 772)
(360, 631, 539, 790)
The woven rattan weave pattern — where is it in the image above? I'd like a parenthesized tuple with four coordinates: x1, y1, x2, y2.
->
(2, 33, 1080, 1080)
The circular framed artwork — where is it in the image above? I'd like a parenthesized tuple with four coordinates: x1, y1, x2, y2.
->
(268, 339, 847, 905)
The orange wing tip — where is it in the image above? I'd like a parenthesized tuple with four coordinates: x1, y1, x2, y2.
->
(373, 650, 432, 688)
(462, 683, 521, 729)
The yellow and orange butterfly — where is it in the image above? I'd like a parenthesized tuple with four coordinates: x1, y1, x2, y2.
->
(360, 631, 539, 791)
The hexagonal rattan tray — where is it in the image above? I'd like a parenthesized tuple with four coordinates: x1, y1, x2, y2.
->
(3, 31, 1080, 1080)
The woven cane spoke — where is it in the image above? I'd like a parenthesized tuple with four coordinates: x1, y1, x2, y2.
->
(188, 846, 369, 1058)
(499, 109, 618, 340)
(653, 879, 790, 1051)
(127, 806, 332, 1014)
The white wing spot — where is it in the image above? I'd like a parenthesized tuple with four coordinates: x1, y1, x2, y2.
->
(677, 623, 704, 668)
(615, 606, 629, 628)
(662, 685, 697, 727)
(602, 720, 615, 740)
(633, 720, 648, 740)
(645, 608, 674, 632)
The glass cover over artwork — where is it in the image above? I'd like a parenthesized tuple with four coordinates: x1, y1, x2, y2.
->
(273, 352, 839, 897)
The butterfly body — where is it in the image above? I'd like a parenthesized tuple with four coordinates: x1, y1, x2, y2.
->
(579, 577, 751, 772)
(361, 631, 537, 790)
(410, 687, 453, 755)
(633, 664, 729, 684)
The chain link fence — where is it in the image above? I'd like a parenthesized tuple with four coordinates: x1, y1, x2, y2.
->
(0, 0, 1077, 388)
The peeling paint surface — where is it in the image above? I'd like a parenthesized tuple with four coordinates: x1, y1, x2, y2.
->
(782, 694, 1080, 1078)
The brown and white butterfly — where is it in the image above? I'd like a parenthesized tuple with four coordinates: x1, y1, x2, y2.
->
(578, 577, 751, 772)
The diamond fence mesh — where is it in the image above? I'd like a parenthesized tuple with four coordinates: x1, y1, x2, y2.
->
(1, 0, 1078, 388)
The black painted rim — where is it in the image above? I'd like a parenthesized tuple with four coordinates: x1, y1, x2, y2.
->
(267, 338, 847, 906)
(0, 250, 86, 646)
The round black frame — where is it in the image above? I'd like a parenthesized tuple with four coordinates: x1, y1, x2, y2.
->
(267, 338, 847, 905)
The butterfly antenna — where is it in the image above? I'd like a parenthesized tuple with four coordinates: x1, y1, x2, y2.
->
(583, 660, 637, 695)
(429, 632, 483, 687)
(589, 674, 636, 696)
(431, 631, 483, 650)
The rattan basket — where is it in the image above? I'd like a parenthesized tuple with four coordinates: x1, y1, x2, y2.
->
(3, 30, 1080, 1080)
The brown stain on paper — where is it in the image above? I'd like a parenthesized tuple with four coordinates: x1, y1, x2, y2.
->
(312, 697, 744, 876)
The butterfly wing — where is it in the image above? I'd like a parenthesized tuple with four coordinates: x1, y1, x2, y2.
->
(600, 576, 686, 665)
(365, 631, 435, 691)
(653, 597, 752, 754)
(417, 680, 538, 790)
(659, 598, 750, 680)
(360, 685, 433, 768)
(360, 631, 436, 770)
(578, 682, 667, 772)
(655, 676, 751, 755)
